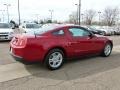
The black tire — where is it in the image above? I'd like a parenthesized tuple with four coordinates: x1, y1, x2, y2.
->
(44, 49, 64, 70)
(101, 43, 112, 57)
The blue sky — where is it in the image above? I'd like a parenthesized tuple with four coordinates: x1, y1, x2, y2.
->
(0, 0, 120, 22)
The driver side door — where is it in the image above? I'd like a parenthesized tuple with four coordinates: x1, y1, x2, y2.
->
(68, 27, 95, 57)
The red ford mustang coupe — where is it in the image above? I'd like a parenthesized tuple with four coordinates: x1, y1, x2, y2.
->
(10, 25, 113, 70)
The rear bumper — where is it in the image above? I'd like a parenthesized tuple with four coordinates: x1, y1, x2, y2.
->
(10, 49, 39, 64)
(10, 48, 24, 62)
(10, 46, 44, 63)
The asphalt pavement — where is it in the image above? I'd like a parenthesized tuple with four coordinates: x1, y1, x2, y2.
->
(0, 36, 120, 90)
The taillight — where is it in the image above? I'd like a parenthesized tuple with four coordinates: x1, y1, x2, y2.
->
(17, 39, 26, 46)
(11, 36, 27, 47)
(12, 37, 18, 45)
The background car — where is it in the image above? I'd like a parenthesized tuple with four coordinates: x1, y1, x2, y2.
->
(103, 26, 115, 35)
(91, 26, 112, 36)
(10, 25, 113, 70)
(20, 23, 41, 33)
(82, 26, 106, 35)
(113, 26, 120, 35)
(0, 23, 13, 41)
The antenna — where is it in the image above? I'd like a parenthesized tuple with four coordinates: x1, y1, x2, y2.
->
(34, 31, 36, 38)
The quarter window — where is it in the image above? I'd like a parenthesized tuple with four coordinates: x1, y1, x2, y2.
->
(52, 30, 64, 35)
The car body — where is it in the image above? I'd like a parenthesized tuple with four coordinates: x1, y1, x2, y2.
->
(10, 25, 113, 70)
(103, 26, 115, 35)
(91, 26, 112, 36)
(113, 26, 120, 35)
(82, 26, 106, 35)
(115, 29, 120, 35)
(0, 23, 13, 41)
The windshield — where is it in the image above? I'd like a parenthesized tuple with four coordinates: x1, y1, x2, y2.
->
(26, 24, 40, 29)
(0, 23, 10, 28)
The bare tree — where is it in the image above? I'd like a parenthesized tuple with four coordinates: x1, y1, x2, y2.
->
(102, 7, 119, 26)
(69, 12, 78, 24)
(84, 9, 96, 25)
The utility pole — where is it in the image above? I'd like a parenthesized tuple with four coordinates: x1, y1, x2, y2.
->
(0, 10, 5, 22)
(81, 13, 84, 24)
(4, 4, 10, 23)
(75, 4, 78, 24)
(35, 14, 40, 23)
(18, 0, 21, 25)
(49, 10, 54, 22)
(98, 11, 101, 25)
(78, 0, 81, 25)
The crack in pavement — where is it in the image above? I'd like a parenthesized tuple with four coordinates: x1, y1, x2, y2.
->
(72, 80, 110, 90)
(40, 80, 66, 90)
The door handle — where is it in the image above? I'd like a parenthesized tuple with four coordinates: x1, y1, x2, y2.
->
(68, 42, 77, 45)
(87, 37, 91, 40)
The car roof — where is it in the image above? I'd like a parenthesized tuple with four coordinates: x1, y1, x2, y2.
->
(27, 24, 89, 35)
(43, 24, 81, 29)
(39, 24, 86, 34)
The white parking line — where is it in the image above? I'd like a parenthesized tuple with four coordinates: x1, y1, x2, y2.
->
(0, 63, 31, 83)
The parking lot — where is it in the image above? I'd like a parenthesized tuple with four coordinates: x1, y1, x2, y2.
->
(0, 36, 120, 90)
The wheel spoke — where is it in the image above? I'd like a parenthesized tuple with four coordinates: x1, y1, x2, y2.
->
(53, 61, 57, 66)
(104, 45, 111, 56)
(49, 59, 53, 63)
(56, 54, 62, 60)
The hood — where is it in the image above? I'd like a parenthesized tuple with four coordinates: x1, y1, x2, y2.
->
(0, 28, 13, 33)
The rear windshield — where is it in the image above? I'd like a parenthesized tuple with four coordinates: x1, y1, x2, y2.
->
(27, 25, 58, 35)
(0, 23, 10, 28)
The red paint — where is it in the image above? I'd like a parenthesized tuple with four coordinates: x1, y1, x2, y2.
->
(10, 25, 113, 62)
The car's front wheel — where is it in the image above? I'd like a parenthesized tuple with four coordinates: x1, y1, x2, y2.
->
(101, 43, 112, 57)
(45, 49, 64, 70)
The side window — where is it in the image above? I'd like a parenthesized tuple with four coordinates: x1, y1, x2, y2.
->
(69, 28, 90, 37)
(52, 30, 64, 35)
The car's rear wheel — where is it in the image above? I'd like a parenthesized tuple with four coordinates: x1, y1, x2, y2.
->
(101, 43, 112, 57)
(44, 49, 64, 70)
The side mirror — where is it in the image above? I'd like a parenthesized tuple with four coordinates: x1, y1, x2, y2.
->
(88, 33, 95, 38)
